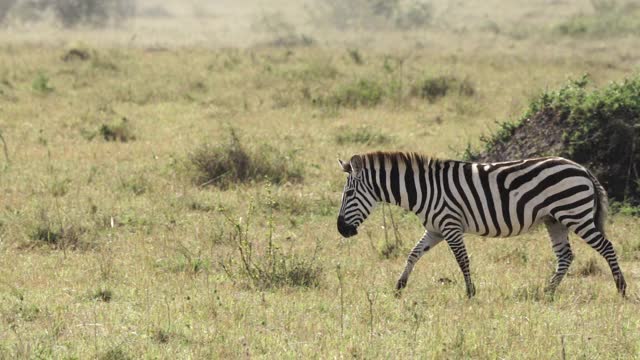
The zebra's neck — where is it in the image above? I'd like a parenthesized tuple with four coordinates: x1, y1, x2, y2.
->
(362, 152, 445, 224)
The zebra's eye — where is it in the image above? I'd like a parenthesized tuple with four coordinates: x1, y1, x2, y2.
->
(345, 189, 355, 197)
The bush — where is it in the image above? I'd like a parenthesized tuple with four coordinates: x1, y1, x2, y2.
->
(467, 75, 640, 205)
(188, 129, 303, 188)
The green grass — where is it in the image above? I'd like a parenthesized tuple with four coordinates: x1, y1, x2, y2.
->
(0, 2, 640, 357)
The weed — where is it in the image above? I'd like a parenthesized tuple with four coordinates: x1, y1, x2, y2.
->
(348, 49, 364, 65)
(151, 328, 172, 344)
(28, 212, 88, 250)
(377, 238, 401, 259)
(220, 199, 323, 289)
(575, 258, 602, 277)
(32, 72, 53, 93)
(187, 129, 303, 188)
(50, 178, 71, 197)
(99, 117, 135, 142)
(62, 48, 90, 62)
(17, 302, 40, 321)
(512, 285, 545, 302)
(120, 174, 150, 195)
(99, 346, 132, 360)
(92, 288, 113, 302)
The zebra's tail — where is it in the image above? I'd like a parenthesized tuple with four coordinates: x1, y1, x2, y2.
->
(586, 169, 608, 235)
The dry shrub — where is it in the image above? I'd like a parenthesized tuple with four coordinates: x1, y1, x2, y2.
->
(188, 129, 303, 188)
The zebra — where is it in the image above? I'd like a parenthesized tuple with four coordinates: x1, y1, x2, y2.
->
(336, 151, 626, 298)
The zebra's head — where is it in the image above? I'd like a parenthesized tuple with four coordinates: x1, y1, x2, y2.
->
(337, 155, 377, 238)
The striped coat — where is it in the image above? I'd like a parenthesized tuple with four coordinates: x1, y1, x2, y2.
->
(337, 152, 626, 298)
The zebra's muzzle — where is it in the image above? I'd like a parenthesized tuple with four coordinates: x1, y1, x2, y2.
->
(337, 216, 358, 238)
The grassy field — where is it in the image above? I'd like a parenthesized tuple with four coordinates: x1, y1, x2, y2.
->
(1, 0, 640, 358)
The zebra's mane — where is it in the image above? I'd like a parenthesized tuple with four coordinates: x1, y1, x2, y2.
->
(359, 151, 444, 168)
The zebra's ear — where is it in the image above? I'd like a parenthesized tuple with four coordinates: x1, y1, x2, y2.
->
(338, 159, 352, 173)
(350, 155, 363, 175)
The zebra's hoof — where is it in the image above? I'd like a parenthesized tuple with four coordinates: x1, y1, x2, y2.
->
(466, 283, 476, 298)
(616, 275, 627, 297)
(394, 279, 407, 298)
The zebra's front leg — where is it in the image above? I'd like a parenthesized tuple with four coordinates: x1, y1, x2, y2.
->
(395, 231, 444, 297)
(443, 228, 476, 298)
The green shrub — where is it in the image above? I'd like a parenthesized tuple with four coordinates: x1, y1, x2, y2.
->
(188, 129, 303, 188)
(468, 75, 640, 205)
(32, 72, 53, 93)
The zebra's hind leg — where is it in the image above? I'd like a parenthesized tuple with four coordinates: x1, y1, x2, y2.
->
(395, 231, 444, 297)
(544, 219, 573, 296)
(443, 228, 475, 298)
(562, 218, 626, 297)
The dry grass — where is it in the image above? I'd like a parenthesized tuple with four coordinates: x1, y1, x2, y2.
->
(0, 0, 639, 358)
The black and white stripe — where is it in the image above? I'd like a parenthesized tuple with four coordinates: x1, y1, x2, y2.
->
(337, 152, 626, 297)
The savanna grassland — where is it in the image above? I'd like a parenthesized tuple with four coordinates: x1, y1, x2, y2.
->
(1, 0, 640, 358)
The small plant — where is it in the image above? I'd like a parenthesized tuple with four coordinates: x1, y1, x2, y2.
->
(348, 49, 364, 65)
(377, 239, 401, 259)
(120, 174, 150, 195)
(511, 285, 545, 302)
(92, 288, 113, 302)
(28, 212, 88, 250)
(575, 258, 602, 277)
(151, 328, 172, 344)
(50, 178, 71, 197)
(32, 72, 53, 93)
(99, 346, 132, 360)
(99, 117, 135, 142)
(220, 196, 323, 289)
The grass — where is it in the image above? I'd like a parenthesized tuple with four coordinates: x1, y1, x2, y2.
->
(0, 1, 639, 357)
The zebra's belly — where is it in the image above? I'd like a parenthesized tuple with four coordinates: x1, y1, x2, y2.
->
(462, 214, 552, 238)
